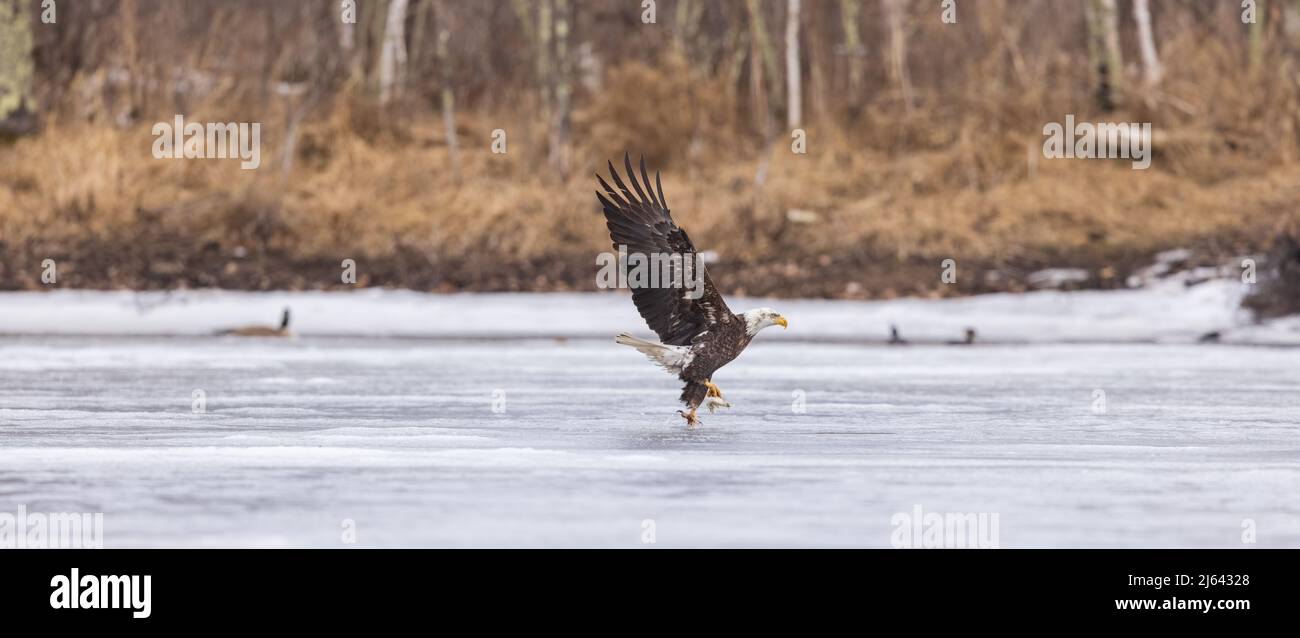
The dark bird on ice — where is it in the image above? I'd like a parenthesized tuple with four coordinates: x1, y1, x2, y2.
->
(946, 327, 977, 345)
(597, 154, 787, 428)
(888, 324, 908, 345)
(216, 307, 293, 337)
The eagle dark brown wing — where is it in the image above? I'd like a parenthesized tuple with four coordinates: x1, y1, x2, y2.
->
(597, 154, 732, 346)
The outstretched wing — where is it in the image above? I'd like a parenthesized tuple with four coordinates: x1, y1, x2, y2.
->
(597, 154, 731, 346)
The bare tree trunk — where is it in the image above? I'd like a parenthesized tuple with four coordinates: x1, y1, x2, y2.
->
(1250, 0, 1267, 71)
(750, 25, 767, 134)
(1086, 0, 1123, 110)
(808, 8, 827, 121)
(510, 0, 540, 115)
(120, 0, 142, 116)
(1132, 0, 1162, 87)
(785, 0, 802, 129)
(276, 5, 344, 179)
(549, 0, 571, 175)
(408, 0, 432, 86)
(352, 0, 386, 91)
(378, 0, 409, 105)
(1099, 0, 1123, 90)
(724, 14, 749, 98)
(746, 0, 783, 123)
(434, 1, 459, 176)
(882, 0, 913, 112)
(674, 0, 704, 60)
(538, 0, 553, 111)
(511, 0, 535, 45)
(350, 0, 382, 85)
(840, 0, 863, 100)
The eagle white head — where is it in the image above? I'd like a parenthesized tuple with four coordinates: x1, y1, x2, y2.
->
(743, 307, 789, 336)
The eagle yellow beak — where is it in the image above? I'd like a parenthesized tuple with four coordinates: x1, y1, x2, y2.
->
(775, 315, 788, 329)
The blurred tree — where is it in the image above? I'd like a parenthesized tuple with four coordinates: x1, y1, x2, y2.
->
(549, 0, 572, 174)
(723, 7, 749, 99)
(746, 0, 782, 130)
(364, 0, 390, 93)
(1086, 0, 1124, 110)
(434, 0, 459, 176)
(0, 0, 33, 134)
(786, 0, 802, 129)
(280, 2, 337, 174)
(539, 0, 553, 110)
(840, 0, 863, 101)
(1249, 0, 1267, 72)
(118, 0, 142, 118)
(674, 0, 704, 64)
(378, 0, 410, 104)
(409, 0, 432, 86)
(1132, 0, 1163, 88)
(882, 0, 913, 112)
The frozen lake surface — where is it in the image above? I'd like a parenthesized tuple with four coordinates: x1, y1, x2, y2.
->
(2, 334, 1297, 547)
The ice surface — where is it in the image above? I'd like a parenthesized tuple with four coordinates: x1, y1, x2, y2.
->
(2, 329, 1298, 547)
(0, 277, 1288, 343)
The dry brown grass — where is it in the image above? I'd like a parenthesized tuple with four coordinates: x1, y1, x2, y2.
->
(3, 22, 1300, 296)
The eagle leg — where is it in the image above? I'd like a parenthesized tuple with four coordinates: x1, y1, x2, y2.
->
(702, 381, 730, 413)
(704, 380, 725, 400)
(678, 381, 710, 427)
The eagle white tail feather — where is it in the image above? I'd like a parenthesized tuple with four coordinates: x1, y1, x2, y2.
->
(615, 333, 691, 373)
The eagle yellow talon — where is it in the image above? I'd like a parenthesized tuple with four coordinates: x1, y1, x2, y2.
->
(678, 408, 700, 429)
(704, 380, 725, 400)
(702, 381, 730, 414)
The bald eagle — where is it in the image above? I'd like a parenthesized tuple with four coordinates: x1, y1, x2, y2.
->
(597, 155, 787, 428)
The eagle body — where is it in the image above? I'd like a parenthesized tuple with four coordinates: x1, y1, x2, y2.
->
(598, 155, 786, 427)
(675, 313, 751, 403)
(617, 311, 754, 406)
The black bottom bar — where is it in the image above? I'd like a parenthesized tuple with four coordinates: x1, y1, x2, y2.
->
(3, 549, 1288, 626)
